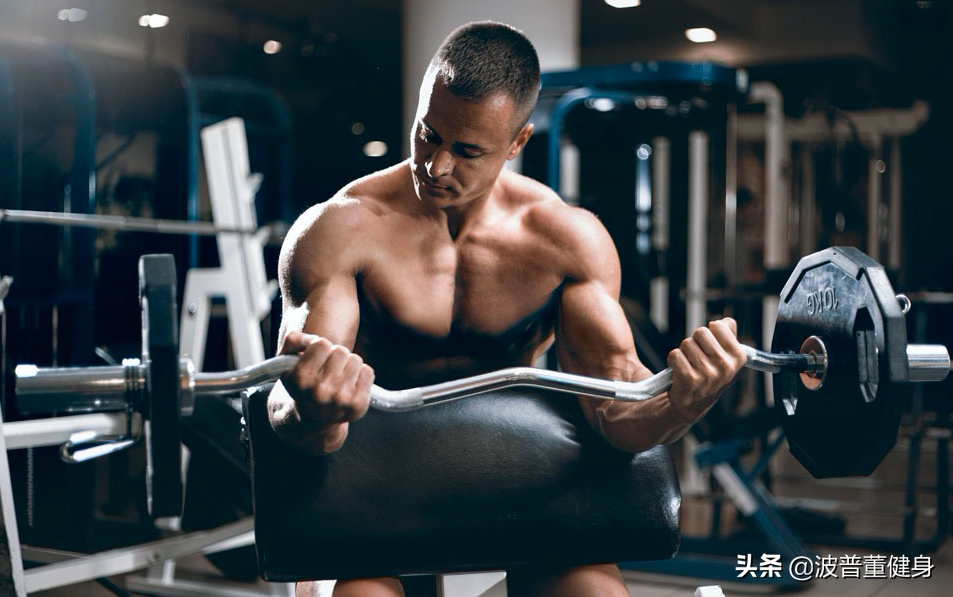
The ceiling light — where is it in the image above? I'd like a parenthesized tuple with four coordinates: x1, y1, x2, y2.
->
(263, 40, 283, 55)
(588, 98, 616, 112)
(685, 27, 717, 43)
(363, 141, 388, 158)
(604, 0, 641, 7)
(57, 8, 87, 22)
(139, 14, 170, 29)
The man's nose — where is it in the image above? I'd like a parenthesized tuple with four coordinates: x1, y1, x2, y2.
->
(426, 147, 453, 178)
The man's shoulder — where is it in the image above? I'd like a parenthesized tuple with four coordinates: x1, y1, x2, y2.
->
(294, 162, 409, 236)
(286, 196, 371, 250)
(501, 172, 616, 280)
(338, 161, 409, 213)
(504, 175, 606, 246)
(280, 165, 409, 278)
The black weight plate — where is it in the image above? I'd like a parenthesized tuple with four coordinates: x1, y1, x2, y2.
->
(772, 247, 908, 478)
(139, 254, 183, 517)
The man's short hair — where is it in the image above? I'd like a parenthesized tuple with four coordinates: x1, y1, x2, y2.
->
(429, 21, 541, 133)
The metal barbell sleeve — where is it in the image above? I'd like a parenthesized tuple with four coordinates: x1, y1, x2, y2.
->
(906, 344, 951, 382)
(15, 361, 147, 414)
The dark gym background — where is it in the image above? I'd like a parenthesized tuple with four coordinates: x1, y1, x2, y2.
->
(0, 1, 951, 595)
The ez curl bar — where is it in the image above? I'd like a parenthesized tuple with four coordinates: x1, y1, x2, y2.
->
(12, 248, 953, 516)
(15, 341, 825, 413)
(17, 336, 945, 414)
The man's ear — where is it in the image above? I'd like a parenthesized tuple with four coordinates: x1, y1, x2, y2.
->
(507, 123, 534, 160)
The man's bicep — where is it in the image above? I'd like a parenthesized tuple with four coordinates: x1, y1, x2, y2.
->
(276, 200, 366, 351)
(553, 217, 654, 430)
(554, 207, 639, 378)
(552, 210, 693, 451)
(555, 278, 643, 380)
(280, 272, 360, 349)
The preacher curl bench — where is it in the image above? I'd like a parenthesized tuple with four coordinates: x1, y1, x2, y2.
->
(242, 384, 681, 590)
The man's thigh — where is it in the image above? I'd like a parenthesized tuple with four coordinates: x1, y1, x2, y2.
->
(505, 563, 629, 597)
(296, 577, 404, 597)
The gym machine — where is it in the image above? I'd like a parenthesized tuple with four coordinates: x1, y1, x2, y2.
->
(0, 256, 267, 596)
(0, 115, 286, 596)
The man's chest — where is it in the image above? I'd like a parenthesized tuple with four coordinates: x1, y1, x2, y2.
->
(358, 226, 565, 340)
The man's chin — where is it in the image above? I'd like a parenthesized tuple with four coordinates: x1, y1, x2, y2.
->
(420, 187, 460, 207)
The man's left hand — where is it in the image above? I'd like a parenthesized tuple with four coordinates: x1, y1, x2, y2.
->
(666, 318, 747, 424)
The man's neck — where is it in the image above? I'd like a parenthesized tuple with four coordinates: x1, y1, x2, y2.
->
(442, 189, 497, 240)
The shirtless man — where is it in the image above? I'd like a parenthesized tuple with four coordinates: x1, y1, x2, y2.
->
(268, 21, 746, 597)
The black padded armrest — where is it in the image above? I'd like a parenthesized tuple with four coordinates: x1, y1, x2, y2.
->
(243, 386, 680, 582)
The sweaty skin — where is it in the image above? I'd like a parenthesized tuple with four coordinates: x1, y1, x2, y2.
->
(269, 73, 746, 597)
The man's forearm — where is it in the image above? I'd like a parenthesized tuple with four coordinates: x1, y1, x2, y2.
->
(569, 353, 694, 453)
(586, 392, 694, 453)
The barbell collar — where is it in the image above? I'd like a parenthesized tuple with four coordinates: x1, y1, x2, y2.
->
(798, 336, 828, 391)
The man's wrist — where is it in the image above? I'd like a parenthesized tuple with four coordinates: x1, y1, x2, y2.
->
(665, 391, 698, 427)
(318, 423, 349, 454)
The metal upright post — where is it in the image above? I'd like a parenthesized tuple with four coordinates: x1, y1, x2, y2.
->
(867, 134, 884, 263)
(0, 275, 24, 597)
(749, 82, 786, 406)
(0, 404, 26, 597)
(686, 130, 709, 335)
(798, 144, 817, 255)
(650, 137, 671, 334)
(683, 130, 709, 497)
(887, 137, 903, 272)
(724, 106, 738, 298)
(0, 276, 10, 415)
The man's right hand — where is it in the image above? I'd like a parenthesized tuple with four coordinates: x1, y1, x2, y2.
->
(270, 331, 375, 453)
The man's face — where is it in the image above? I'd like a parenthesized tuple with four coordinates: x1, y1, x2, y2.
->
(409, 72, 532, 211)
